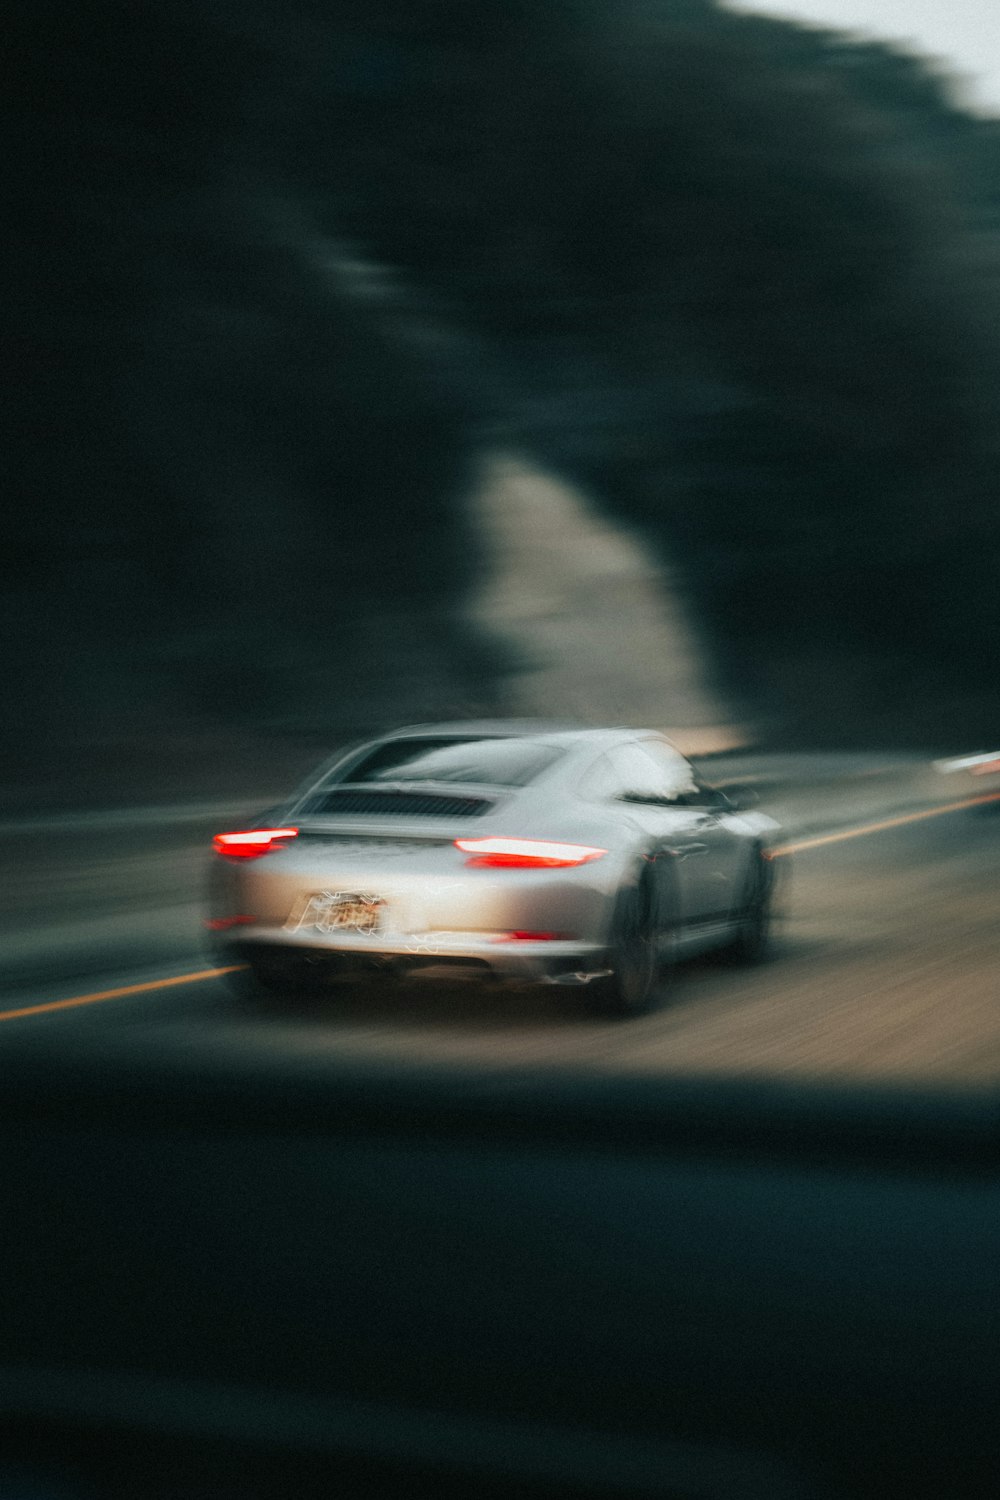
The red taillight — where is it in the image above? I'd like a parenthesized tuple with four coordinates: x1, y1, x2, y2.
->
(490, 931, 574, 942)
(203, 915, 259, 930)
(454, 837, 607, 868)
(213, 827, 298, 859)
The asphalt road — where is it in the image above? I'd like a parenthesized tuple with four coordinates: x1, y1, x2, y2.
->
(4, 789, 999, 1091)
(3, 782, 1000, 1500)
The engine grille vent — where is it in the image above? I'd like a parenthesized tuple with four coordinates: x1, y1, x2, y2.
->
(305, 790, 493, 819)
(298, 836, 452, 852)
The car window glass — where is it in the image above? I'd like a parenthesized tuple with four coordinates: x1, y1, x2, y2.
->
(321, 737, 562, 789)
(639, 741, 699, 800)
(576, 754, 621, 801)
(603, 742, 698, 803)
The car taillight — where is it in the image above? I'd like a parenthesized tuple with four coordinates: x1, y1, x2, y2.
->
(454, 837, 607, 868)
(490, 931, 574, 942)
(213, 827, 299, 859)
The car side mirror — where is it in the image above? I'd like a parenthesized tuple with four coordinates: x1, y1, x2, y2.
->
(717, 783, 759, 813)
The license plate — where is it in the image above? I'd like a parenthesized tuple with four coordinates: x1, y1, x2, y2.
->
(285, 891, 384, 935)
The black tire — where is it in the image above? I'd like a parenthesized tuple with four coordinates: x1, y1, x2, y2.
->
(722, 849, 775, 965)
(223, 951, 332, 1008)
(597, 871, 660, 1017)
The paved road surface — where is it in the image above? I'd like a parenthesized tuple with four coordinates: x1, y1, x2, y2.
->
(4, 791, 999, 1091)
(3, 785, 999, 1500)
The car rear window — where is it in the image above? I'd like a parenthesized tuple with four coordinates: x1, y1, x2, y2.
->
(327, 736, 563, 788)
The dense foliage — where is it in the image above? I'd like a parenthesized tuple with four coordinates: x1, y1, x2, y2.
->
(7, 0, 1000, 781)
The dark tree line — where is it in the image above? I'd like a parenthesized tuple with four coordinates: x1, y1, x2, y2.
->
(7, 0, 1000, 789)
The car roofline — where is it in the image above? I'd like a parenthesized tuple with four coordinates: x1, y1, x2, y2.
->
(376, 722, 673, 747)
(283, 725, 682, 807)
(378, 719, 588, 739)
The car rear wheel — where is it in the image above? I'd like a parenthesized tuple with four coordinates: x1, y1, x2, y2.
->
(597, 872, 660, 1017)
(722, 849, 775, 965)
(225, 951, 333, 1007)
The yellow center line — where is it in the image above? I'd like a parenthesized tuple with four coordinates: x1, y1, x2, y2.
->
(3, 789, 999, 1021)
(0, 966, 245, 1023)
(772, 790, 1000, 856)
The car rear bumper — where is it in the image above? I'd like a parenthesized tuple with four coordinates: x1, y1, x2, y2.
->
(213, 929, 610, 986)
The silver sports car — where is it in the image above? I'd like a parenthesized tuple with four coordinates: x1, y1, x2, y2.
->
(207, 722, 782, 1014)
